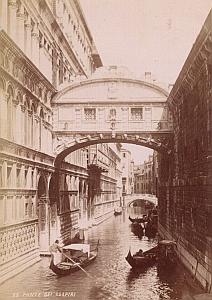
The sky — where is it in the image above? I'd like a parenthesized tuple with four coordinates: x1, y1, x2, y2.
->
(80, 0, 212, 163)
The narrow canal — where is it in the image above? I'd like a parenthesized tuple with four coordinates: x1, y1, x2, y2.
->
(1, 207, 198, 300)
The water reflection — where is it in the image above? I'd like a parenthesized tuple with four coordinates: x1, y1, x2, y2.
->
(0, 206, 201, 300)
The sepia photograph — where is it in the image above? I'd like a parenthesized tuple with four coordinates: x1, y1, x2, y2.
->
(0, 0, 212, 299)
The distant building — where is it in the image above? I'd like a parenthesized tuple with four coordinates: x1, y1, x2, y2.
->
(120, 148, 134, 195)
(134, 154, 154, 194)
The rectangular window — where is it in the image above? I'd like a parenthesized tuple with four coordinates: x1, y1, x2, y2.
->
(131, 108, 143, 120)
(84, 108, 96, 120)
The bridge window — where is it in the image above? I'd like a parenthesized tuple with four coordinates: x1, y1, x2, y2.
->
(84, 108, 96, 120)
(130, 108, 143, 120)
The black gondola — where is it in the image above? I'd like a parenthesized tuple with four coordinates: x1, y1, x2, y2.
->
(131, 223, 144, 238)
(129, 215, 148, 224)
(144, 220, 157, 237)
(126, 240, 177, 270)
(131, 221, 144, 234)
(125, 246, 158, 269)
(49, 242, 99, 276)
(157, 240, 177, 269)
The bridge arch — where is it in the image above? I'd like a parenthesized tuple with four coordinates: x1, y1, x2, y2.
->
(54, 134, 172, 167)
(128, 197, 158, 208)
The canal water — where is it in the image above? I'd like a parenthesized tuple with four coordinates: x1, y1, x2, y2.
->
(0, 207, 199, 300)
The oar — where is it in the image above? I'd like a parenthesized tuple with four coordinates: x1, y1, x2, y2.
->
(61, 251, 93, 278)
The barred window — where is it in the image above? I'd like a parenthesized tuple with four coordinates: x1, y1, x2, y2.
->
(131, 108, 143, 120)
(84, 108, 96, 120)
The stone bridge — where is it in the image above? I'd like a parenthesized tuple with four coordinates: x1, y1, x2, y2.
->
(124, 193, 158, 207)
(52, 66, 173, 166)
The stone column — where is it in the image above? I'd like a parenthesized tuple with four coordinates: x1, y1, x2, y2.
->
(16, 2, 25, 50)
(8, 0, 17, 40)
(24, 18, 32, 58)
(31, 24, 39, 67)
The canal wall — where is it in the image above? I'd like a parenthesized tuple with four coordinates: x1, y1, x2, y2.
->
(158, 223, 212, 293)
(0, 249, 40, 285)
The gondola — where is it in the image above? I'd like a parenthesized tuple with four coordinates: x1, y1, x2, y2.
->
(131, 221, 144, 234)
(114, 207, 122, 216)
(144, 220, 157, 237)
(129, 215, 148, 224)
(49, 242, 99, 276)
(157, 240, 177, 269)
(131, 223, 144, 238)
(125, 246, 158, 269)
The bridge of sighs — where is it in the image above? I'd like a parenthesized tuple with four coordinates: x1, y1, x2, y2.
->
(52, 66, 173, 166)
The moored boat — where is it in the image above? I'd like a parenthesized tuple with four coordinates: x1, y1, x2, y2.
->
(125, 246, 158, 269)
(126, 240, 177, 270)
(157, 240, 177, 269)
(131, 223, 144, 238)
(49, 242, 99, 276)
(129, 215, 148, 224)
(114, 207, 122, 215)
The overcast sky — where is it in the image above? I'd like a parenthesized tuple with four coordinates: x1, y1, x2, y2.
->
(80, 0, 212, 164)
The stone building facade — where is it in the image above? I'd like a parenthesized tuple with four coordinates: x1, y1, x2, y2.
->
(0, 0, 122, 284)
(120, 148, 134, 196)
(134, 154, 154, 195)
(158, 10, 212, 291)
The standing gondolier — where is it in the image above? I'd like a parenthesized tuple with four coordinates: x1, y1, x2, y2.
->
(49, 240, 63, 265)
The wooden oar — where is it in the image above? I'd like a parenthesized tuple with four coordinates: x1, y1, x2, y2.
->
(61, 251, 93, 278)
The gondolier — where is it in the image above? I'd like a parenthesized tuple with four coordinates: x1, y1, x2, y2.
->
(49, 240, 63, 265)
